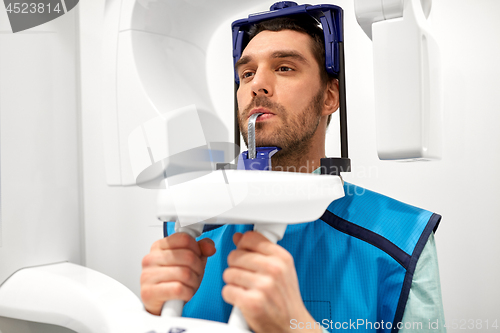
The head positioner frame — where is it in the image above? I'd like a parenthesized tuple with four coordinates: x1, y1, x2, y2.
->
(232, 2, 343, 83)
(231, 2, 351, 174)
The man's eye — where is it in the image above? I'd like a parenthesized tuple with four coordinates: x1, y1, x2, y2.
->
(241, 72, 254, 79)
(277, 66, 293, 72)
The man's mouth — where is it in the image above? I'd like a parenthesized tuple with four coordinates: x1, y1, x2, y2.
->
(248, 108, 275, 122)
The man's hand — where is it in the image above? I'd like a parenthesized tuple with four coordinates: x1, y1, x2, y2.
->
(222, 231, 321, 333)
(140, 233, 216, 315)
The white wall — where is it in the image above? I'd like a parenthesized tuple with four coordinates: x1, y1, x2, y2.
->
(79, 0, 500, 330)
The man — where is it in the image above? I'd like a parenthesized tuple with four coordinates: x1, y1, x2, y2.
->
(141, 12, 445, 333)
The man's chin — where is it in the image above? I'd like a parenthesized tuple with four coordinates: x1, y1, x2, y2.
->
(255, 140, 282, 148)
(240, 130, 284, 149)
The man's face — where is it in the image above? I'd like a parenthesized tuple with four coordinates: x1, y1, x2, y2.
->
(236, 29, 326, 154)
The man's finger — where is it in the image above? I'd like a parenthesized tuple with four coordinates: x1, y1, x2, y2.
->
(226, 248, 269, 273)
(141, 265, 201, 289)
(221, 283, 248, 308)
(233, 232, 243, 246)
(142, 280, 195, 309)
(142, 249, 205, 276)
(221, 285, 265, 318)
(198, 237, 216, 257)
(234, 231, 276, 255)
(153, 232, 202, 256)
(223, 267, 274, 291)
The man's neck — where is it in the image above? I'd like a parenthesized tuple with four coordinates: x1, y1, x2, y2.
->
(270, 141, 325, 173)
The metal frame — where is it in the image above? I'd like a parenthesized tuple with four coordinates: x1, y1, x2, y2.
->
(231, 2, 350, 174)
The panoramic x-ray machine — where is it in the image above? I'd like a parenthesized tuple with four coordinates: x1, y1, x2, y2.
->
(0, 0, 440, 332)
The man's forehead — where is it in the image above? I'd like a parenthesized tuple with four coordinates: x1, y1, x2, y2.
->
(241, 29, 315, 59)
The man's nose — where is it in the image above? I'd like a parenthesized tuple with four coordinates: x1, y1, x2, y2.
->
(251, 70, 273, 97)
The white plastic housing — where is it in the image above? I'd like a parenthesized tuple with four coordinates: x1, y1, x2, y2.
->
(355, 0, 442, 160)
(0, 263, 249, 333)
(354, 0, 404, 39)
(158, 171, 345, 227)
(0, 3, 81, 285)
(128, 105, 206, 184)
(102, 0, 262, 186)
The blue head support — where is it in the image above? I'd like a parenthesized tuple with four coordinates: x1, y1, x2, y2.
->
(231, 2, 351, 175)
(232, 1, 343, 83)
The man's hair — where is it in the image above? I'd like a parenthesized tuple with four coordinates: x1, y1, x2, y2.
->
(247, 15, 335, 125)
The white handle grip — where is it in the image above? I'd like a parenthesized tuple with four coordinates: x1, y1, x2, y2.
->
(161, 299, 184, 317)
(227, 223, 288, 329)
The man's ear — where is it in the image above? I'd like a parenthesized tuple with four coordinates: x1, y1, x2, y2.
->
(323, 78, 340, 116)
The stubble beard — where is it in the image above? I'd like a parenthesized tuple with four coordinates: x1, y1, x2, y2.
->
(237, 89, 324, 171)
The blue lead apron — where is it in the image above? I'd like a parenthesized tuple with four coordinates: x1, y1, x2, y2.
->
(164, 182, 441, 332)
